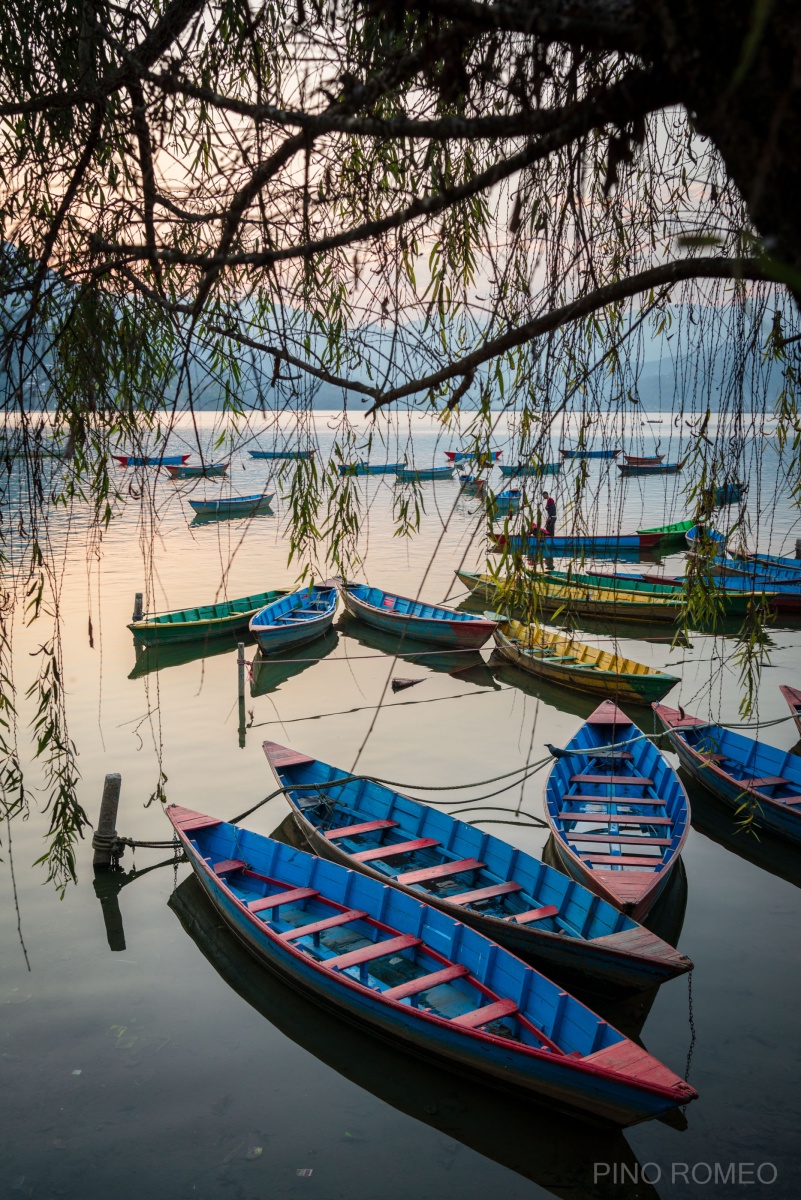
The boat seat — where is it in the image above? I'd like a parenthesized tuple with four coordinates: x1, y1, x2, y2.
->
(396, 858, 485, 886)
(570, 774, 653, 786)
(383, 964, 470, 1001)
(558, 811, 672, 825)
(212, 859, 246, 875)
(352, 837, 440, 863)
(451, 998, 518, 1028)
(568, 833, 673, 846)
(508, 905, 559, 925)
(448, 881, 522, 906)
(279, 908, 367, 941)
(324, 818, 399, 840)
(248, 886, 318, 914)
(325, 933, 421, 972)
(742, 775, 789, 789)
(565, 794, 666, 805)
(584, 853, 664, 867)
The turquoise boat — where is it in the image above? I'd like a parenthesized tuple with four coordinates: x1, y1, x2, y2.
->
(338, 461, 406, 476)
(128, 589, 289, 644)
(189, 492, 274, 517)
(249, 585, 338, 653)
(249, 449, 314, 460)
(338, 582, 497, 648)
(499, 463, 561, 478)
(396, 465, 455, 482)
(168, 804, 696, 1124)
(166, 461, 228, 478)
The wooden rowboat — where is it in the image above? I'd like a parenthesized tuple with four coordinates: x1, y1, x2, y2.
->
(455, 570, 683, 623)
(544, 701, 690, 921)
(734, 549, 801, 573)
(780, 684, 801, 736)
(168, 804, 696, 1123)
(684, 525, 727, 551)
(338, 582, 497, 649)
(654, 703, 801, 847)
(712, 481, 746, 506)
(498, 462, 561, 477)
(128, 589, 289, 644)
(165, 461, 228, 478)
(623, 454, 665, 466)
(459, 475, 487, 495)
(618, 463, 681, 477)
(114, 453, 190, 466)
(636, 518, 693, 548)
(338, 461, 406, 476)
(263, 742, 692, 990)
(396, 465, 455, 482)
(559, 448, 620, 460)
(248, 449, 314, 460)
(249, 585, 338, 654)
(491, 532, 663, 554)
(189, 492, 274, 517)
(444, 450, 502, 463)
(492, 619, 679, 706)
(541, 568, 763, 618)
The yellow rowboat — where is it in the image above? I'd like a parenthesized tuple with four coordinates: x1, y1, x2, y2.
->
(454, 570, 682, 624)
(492, 619, 680, 705)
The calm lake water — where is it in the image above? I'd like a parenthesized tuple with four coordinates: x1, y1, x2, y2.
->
(2, 410, 801, 1199)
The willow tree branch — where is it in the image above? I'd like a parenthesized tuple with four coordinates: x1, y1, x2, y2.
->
(405, 0, 647, 52)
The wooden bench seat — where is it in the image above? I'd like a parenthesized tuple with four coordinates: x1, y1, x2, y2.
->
(248, 886, 318, 914)
(396, 857, 485, 886)
(325, 933, 421, 972)
(324, 818, 398, 840)
(570, 774, 653, 787)
(742, 775, 790, 789)
(448, 881, 522, 906)
(558, 810, 672, 825)
(213, 858, 246, 875)
(565, 794, 667, 806)
(452, 998, 518, 1028)
(567, 833, 672, 846)
(352, 837, 440, 863)
(584, 852, 664, 867)
(508, 904, 559, 925)
(279, 908, 367, 941)
(383, 964, 470, 1000)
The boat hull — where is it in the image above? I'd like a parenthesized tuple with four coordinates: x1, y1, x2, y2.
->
(491, 533, 663, 554)
(248, 450, 314, 460)
(249, 586, 338, 654)
(166, 462, 228, 478)
(396, 467, 455, 481)
(338, 462, 405, 476)
(499, 463, 561, 477)
(780, 684, 801, 736)
(114, 453, 190, 466)
(340, 584, 496, 649)
(128, 590, 289, 645)
(559, 449, 620, 459)
(455, 571, 682, 624)
(618, 464, 680, 477)
(189, 493, 274, 516)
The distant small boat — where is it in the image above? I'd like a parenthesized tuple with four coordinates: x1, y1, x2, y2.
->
(544, 701, 690, 920)
(168, 803, 696, 1123)
(498, 462, 561, 478)
(249, 449, 314, 460)
(618, 463, 681, 477)
(492, 619, 679, 705)
(712, 482, 746, 506)
(249, 585, 338, 653)
(458, 475, 487, 495)
(654, 703, 801, 847)
(396, 465, 454, 482)
(338, 461, 406, 476)
(780, 685, 801, 737)
(263, 741, 693, 991)
(129, 588, 289, 645)
(189, 493, 274, 517)
(444, 450, 502, 464)
(339, 582, 496, 649)
(559, 448, 620, 460)
(115, 453, 190, 467)
(166, 461, 228, 479)
(623, 454, 665, 466)
(490, 531, 663, 554)
(493, 489, 521, 512)
(637, 518, 693, 548)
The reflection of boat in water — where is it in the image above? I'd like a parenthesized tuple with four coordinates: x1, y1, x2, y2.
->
(169, 871, 662, 1199)
(249, 630, 339, 697)
(128, 633, 251, 679)
(338, 613, 500, 689)
(681, 769, 801, 890)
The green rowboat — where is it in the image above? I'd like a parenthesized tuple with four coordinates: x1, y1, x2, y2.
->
(454, 570, 682, 623)
(636, 518, 694, 548)
(541, 569, 762, 617)
(128, 589, 289, 645)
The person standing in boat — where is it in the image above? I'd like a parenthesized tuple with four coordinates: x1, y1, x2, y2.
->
(543, 492, 557, 536)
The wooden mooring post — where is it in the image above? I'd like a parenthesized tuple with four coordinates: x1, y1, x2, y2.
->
(92, 773, 122, 870)
(132, 592, 144, 621)
(237, 642, 247, 748)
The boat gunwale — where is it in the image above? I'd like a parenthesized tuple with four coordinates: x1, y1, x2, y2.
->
(341, 583, 497, 632)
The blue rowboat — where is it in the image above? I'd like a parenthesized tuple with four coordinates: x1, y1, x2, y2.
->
(338, 582, 497, 649)
(491, 532, 663, 554)
(544, 701, 690, 921)
(248, 449, 314, 460)
(262, 742, 692, 990)
(559, 448, 620, 460)
(167, 803, 697, 1123)
(459, 475, 487, 494)
(719, 557, 801, 584)
(166, 461, 228, 479)
(114, 453, 190, 467)
(713, 482, 746, 506)
(735, 550, 801, 574)
(499, 462, 561, 478)
(189, 492, 274, 517)
(249, 585, 338, 653)
(444, 450, 502, 464)
(493, 489, 521, 512)
(654, 703, 801, 847)
(338, 461, 406, 476)
(684, 525, 727, 551)
(618, 463, 681, 477)
(396, 465, 455, 482)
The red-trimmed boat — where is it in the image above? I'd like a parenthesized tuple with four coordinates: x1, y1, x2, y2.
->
(544, 702, 690, 921)
(780, 685, 801, 737)
(114, 453, 190, 466)
(167, 804, 697, 1124)
(622, 454, 665, 466)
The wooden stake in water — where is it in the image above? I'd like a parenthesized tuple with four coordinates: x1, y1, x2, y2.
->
(237, 642, 246, 701)
(132, 592, 144, 621)
(92, 773, 122, 870)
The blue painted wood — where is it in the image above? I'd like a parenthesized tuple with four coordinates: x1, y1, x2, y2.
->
(559, 448, 620, 459)
(168, 803, 697, 1123)
(654, 704, 801, 847)
(396, 465, 455, 481)
(249, 586, 338, 653)
(738, 550, 801, 573)
(544, 701, 690, 921)
(491, 533, 654, 553)
(444, 450, 502, 464)
(339, 583, 497, 649)
(685, 525, 728, 551)
(713, 482, 746, 505)
(115, 453, 189, 466)
(498, 462, 561, 477)
(338, 461, 406, 476)
(262, 741, 692, 989)
(249, 449, 314, 460)
(189, 493, 274, 516)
